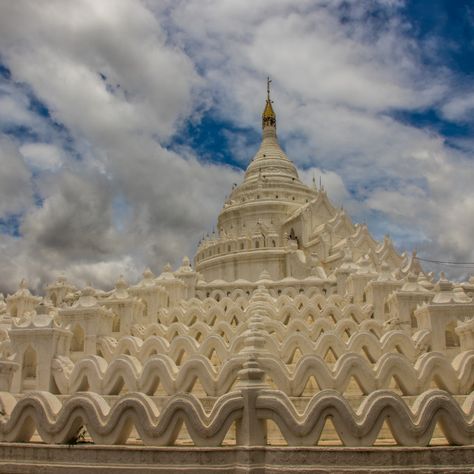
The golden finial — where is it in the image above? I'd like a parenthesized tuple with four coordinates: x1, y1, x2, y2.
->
(262, 76, 276, 129)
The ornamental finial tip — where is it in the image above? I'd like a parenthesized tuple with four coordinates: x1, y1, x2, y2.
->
(262, 77, 276, 129)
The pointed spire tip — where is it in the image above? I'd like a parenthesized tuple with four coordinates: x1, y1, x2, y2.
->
(262, 76, 276, 130)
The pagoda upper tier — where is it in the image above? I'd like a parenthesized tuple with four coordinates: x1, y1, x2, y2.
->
(217, 87, 317, 241)
(194, 82, 408, 283)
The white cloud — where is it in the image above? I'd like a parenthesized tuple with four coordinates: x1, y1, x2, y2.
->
(441, 92, 474, 122)
(0, 95, 34, 127)
(0, 0, 472, 294)
(20, 143, 63, 170)
(299, 167, 350, 207)
(0, 0, 240, 293)
(0, 138, 33, 216)
(0, 0, 199, 140)
(161, 0, 473, 278)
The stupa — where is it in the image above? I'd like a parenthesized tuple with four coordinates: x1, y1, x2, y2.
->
(0, 81, 473, 473)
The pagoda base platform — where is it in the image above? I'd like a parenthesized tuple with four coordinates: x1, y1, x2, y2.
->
(0, 443, 473, 473)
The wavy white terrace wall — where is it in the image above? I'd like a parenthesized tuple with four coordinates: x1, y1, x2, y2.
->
(0, 278, 473, 447)
(0, 88, 473, 450)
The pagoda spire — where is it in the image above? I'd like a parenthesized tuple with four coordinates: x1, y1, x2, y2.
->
(262, 77, 276, 130)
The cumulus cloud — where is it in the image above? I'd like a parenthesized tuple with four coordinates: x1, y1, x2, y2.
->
(0, 0, 199, 138)
(19, 143, 64, 170)
(0, 0, 241, 293)
(441, 93, 474, 122)
(161, 0, 473, 278)
(0, 0, 472, 293)
(0, 138, 33, 216)
(299, 167, 350, 208)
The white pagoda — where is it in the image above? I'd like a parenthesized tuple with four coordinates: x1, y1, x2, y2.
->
(0, 83, 472, 473)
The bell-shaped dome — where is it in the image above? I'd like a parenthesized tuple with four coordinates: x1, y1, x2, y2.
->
(243, 132, 300, 183)
(243, 78, 300, 184)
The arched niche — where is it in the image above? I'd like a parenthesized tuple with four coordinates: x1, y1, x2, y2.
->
(112, 314, 121, 333)
(50, 292, 58, 307)
(22, 345, 37, 390)
(445, 321, 460, 348)
(71, 324, 85, 352)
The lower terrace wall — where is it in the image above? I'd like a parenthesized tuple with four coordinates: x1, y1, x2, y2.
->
(0, 443, 473, 473)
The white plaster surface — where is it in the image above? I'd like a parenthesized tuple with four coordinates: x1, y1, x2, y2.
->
(0, 91, 473, 472)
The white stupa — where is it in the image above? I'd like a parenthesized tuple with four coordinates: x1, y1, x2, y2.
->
(0, 81, 472, 473)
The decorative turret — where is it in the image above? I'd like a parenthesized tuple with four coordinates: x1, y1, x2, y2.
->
(156, 263, 186, 307)
(6, 280, 42, 319)
(129, 268, 168, 319)
(9, 312, 71, 392)
(45, 274, 75, 307)
(414, 273, 474, 351)
(364, 261, 403, 321)
(58, 285, 114, 361)
(385, 272, 434, 331)
(101, 276, 145, 335)
(175, 256, 198, 299)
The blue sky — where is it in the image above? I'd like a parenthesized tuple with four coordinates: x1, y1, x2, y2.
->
(0, 0, 473, 292)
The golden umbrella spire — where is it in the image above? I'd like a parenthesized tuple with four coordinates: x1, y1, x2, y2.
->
(262, 76, 276, 129)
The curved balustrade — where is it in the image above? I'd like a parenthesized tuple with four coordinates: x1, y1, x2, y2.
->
(95, 329, 422, 367)
(50, 350, 474, 397)
(150, 294, 369, 329)
(257, 389, 474, 447)
(0, 389, 472, 447)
